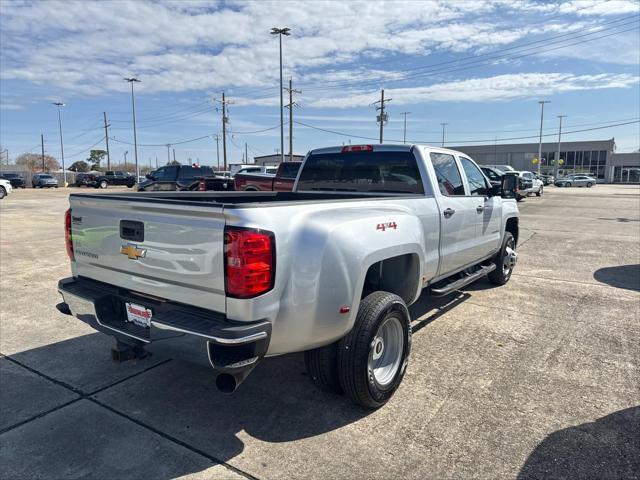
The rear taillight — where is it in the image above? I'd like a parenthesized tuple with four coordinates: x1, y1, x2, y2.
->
(224, 227, 274, 298)
(198, 180, 206, 191)
(341, 145, 373, 153)
(65, 208, 74, 261)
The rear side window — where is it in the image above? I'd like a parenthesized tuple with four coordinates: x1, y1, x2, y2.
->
(430, 153, 464, 196)
(297, 151, 424, 194)
(178, 166, 196, 180)
(279, 162, 301, 179)
(460, 157, 488, 196)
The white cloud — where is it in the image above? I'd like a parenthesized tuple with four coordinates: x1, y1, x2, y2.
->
(307, 73, 640, 108)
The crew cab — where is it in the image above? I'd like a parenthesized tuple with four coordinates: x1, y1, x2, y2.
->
(57, 144, 519, 409)
(0, 173, 25, 188)
(95, 171, 136, 189)
(138, 165, 231, 191)
(234, 162, 302, 191)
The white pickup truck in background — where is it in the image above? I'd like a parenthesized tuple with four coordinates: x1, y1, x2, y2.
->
(58, 144, 519, 409)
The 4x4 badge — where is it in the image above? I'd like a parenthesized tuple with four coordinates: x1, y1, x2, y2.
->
(120, 243, 146, 260)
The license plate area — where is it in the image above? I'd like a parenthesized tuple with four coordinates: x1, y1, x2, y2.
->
(125, 302, 152, 329)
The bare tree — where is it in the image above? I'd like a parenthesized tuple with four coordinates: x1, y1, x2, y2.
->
(15, 153, 60, 172)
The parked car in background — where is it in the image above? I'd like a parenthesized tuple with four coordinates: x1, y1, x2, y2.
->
(58, 143, 520, 409)
(0, 173, 26, 188)
(0, 178, 13, 199)
(485, 164, 515, 172)
(138, 164, 231, 191)
(75, 173, 99, 187)
(555, 174, 596, 188)
(95, 171, 136, 189)
(32, 174, 59, 188)
(480, 167, 528, 201)
(234, 162, 302, 191)
(515, 171, 543, 196)
(536, 173, 555, 186)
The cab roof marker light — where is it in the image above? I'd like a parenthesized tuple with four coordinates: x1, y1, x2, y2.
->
(341, 145, 374, 153)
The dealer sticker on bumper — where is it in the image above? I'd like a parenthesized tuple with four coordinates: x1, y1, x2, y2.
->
(125, 302, 152, 329)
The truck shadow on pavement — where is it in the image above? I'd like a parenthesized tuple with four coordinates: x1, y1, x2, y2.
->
(2, 291, 471, 479)
(517, 406, 640, 479)
(593, 264, 640, 292)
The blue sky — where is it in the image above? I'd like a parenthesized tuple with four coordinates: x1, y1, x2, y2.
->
(1, 0, 638, 169)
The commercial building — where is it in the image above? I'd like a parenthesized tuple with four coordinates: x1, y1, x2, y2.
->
(450, 138, 639, 183)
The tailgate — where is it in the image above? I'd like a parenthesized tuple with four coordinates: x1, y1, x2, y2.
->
(69, 195, 226, 312)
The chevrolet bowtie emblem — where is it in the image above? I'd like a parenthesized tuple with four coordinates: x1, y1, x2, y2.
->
(120, 243, 146, 260)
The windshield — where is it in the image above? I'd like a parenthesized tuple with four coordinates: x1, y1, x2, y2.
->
(40, 175, 53, 179)
(297, 150, 424, 194)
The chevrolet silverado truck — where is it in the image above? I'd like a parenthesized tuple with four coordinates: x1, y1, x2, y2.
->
(57, 144, 519, 409)
(234, 162, 302, 191)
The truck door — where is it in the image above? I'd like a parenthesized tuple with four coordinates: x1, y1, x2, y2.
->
(459, 156, 502, 259)
(430, 152, 478, 275)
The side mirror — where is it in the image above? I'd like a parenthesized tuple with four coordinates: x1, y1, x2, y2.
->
(489, 183, 502, 197)
(501, 174, 518, 199)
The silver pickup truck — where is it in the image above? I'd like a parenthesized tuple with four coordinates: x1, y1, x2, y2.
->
(57, 144, 519, 409)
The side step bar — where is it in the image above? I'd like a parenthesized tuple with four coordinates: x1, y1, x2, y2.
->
(430, 263, 496, 297)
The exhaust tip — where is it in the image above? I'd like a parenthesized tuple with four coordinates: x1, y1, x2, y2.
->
(215, 373, 237, 394)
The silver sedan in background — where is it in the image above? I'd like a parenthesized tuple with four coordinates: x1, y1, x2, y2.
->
(555, 174, 597, 187)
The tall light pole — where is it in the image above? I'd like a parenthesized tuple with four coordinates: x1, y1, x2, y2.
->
(124, 77, 141, 180)
(440, 123, 448, 147)
(537, 100, 550, 174)
(271, 27, 290, 164)
(52, 102, 66, 185)
(401, 112, 411, 144)
(124, 150, 128, 169)
(556, 115, 566, 179)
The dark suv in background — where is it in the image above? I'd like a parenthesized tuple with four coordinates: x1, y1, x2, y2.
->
(0, 173, 26, 188)
(138, 164, 230, 191)
(75, 173, 98, 187)
(95, 171, 136, 188)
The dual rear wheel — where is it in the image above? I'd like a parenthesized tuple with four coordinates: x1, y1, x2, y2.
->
(305, 291, 412, 409)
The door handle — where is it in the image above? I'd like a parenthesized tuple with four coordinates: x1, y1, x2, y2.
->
(476, 205, 484, 213)
(443, 208, 455, 217)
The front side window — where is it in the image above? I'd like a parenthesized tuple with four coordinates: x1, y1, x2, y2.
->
(430, 153, 464, 196)
(460, 157, 488, 196)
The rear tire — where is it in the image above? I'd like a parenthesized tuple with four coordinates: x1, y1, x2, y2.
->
(586, 182, 593, 188)
(305, 342, 343, 394)
(488, 232, 517, 286)
(338, 291, 411, 409)
(0, 186, 6, 199)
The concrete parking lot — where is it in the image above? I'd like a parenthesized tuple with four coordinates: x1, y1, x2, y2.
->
(1, 185, 638, 479)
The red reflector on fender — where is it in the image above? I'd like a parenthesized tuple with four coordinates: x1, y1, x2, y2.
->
(224, 227, 275, 298)
(341, 145, 373, 153)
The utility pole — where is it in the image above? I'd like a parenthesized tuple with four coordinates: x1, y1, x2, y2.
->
(213, 135, 220, 170)
(373, 89, 391, 144)
(401, 112, 411, 144)
(213, 93, 232, 171)
(124, 77, 141, 179)
(271, 27, 291, 163)
(52, 102, 66, 185)
(556, 115, 566, 179)
(173, 148, 176, 163)
(245, 142, 249, 164)
(166, 144, 171, 165)
(103, 112, 111, 170)
(155, 156, 158, 168)
(41, 134, 45, 172)
(440, 123, 448, 147)
(284, 77, 301, 161)
(537, 100, 550, 175)
(124, 151, 128, 169)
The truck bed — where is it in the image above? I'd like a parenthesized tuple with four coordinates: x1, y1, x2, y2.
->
(70, 190, 421, 207)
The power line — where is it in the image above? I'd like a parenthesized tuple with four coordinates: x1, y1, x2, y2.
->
(228, 125, 280, 134)
(109, 134, 212, 147)
(294, 119, 640, 145)
(65, 135, 106, 160)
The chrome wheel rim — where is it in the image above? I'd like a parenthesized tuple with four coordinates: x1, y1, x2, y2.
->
(369, 315, 403, 387)
(503, 238, 517, 276)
